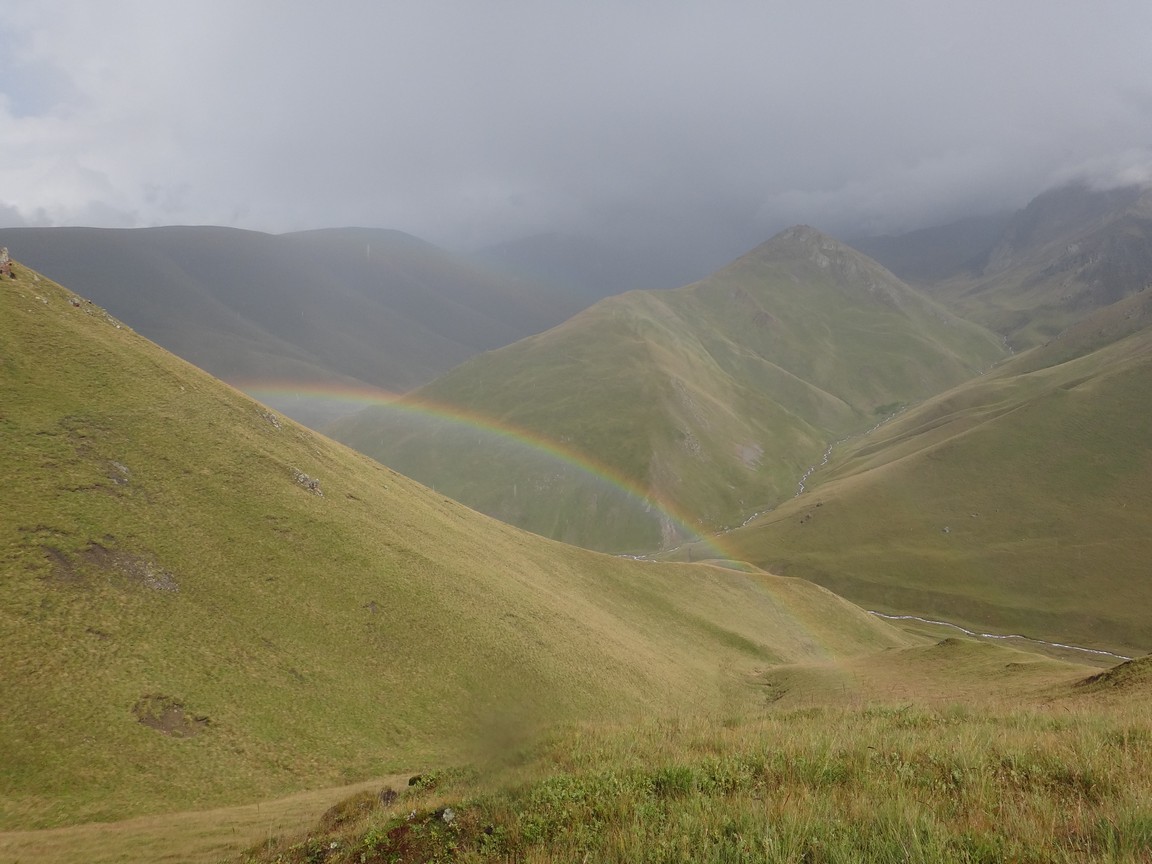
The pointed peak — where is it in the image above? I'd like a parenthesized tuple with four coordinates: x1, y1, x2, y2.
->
(758, 224, 859, 255)
(778, 223, 828, 239)
(740, 224, 882, 274)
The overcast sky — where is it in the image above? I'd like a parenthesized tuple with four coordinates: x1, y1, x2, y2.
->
(2, 0, 1151, 260)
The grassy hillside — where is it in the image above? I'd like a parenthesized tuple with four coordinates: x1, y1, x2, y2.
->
(700, 287, 1152, 657)
(0, 226, 604, 426)
(0, 260, 907, 831)
(330, 227, 1005, 553)
(232, 644, 1152, 864)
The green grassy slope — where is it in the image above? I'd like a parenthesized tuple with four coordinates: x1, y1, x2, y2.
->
(235, 644, 1149, 864)
(330, 227, 1005, 553)
(0, 261, 907, 830)
(0, 226, 603, 426)
(707, 288, 1152, 657)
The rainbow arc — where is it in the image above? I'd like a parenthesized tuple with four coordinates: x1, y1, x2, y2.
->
(238, 378, 740, 561)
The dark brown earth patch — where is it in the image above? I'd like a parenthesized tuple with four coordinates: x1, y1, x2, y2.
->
(43, 546, 83, 584)
(132, 694, 210, 737)
(41, 540, 178, 592)
(85, 542, 178, 591)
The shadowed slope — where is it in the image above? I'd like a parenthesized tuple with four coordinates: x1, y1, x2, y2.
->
(0, 226, 603, 426)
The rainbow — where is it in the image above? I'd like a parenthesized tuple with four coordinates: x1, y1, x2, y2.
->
(234, 378, 740, 562)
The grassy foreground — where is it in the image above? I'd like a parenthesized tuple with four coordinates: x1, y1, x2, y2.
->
(233, 682, 1152, 864)
(0, 776, 408, 864)
(230, 642, 1152, 864)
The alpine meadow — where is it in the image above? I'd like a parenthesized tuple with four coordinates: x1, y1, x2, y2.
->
(3, 176, 1152, 864)
(11, 0, 1152, 858)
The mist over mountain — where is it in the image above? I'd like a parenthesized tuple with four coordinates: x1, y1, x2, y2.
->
(0, 225, 618, 425)
(847, 211, 1014, 284)
(473, 231, 724, 300)
(849, 183, 1152, 348)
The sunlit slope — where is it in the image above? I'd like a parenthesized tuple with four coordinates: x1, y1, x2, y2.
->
(712, 288, 1152, 657)
(0, 263, 906, 830)
(236, 645, 1143, 864)
(331, 227, 1005, 552)
(758, 636, 1097, 709)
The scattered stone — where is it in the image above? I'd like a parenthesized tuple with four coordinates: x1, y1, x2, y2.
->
(138, 564, 179, 592)
(260, 410, 282, 430)
(942, 526, 951, 534)
(82, 542, 178, 591)
(108, 461, 131, 484)
(0, 247, 11, 279)
(292, 469, 323, 496)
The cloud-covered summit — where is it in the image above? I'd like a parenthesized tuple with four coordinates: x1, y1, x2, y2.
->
(2, 0, 1151, 272)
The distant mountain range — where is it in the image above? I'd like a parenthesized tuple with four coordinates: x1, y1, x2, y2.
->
(0, 225, 621, 425)
(851, 183, 1152, 349)
(329, 226, 1006, 552)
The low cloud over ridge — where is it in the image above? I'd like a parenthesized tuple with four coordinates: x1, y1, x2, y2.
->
(2, 0, 1151, 270)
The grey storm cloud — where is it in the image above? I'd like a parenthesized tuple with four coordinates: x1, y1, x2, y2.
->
(2, 0, 1151, 260)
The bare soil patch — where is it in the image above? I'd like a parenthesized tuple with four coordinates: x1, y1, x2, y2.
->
(132, 695, 209, 738)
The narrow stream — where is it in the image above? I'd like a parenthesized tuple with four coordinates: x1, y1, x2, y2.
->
(867, 611, 1133, 662)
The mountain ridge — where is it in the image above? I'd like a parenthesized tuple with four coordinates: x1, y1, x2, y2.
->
(0, 225, 617, 427)
(852, 182, 1152, 349)
(330, 226, 1006, 552)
